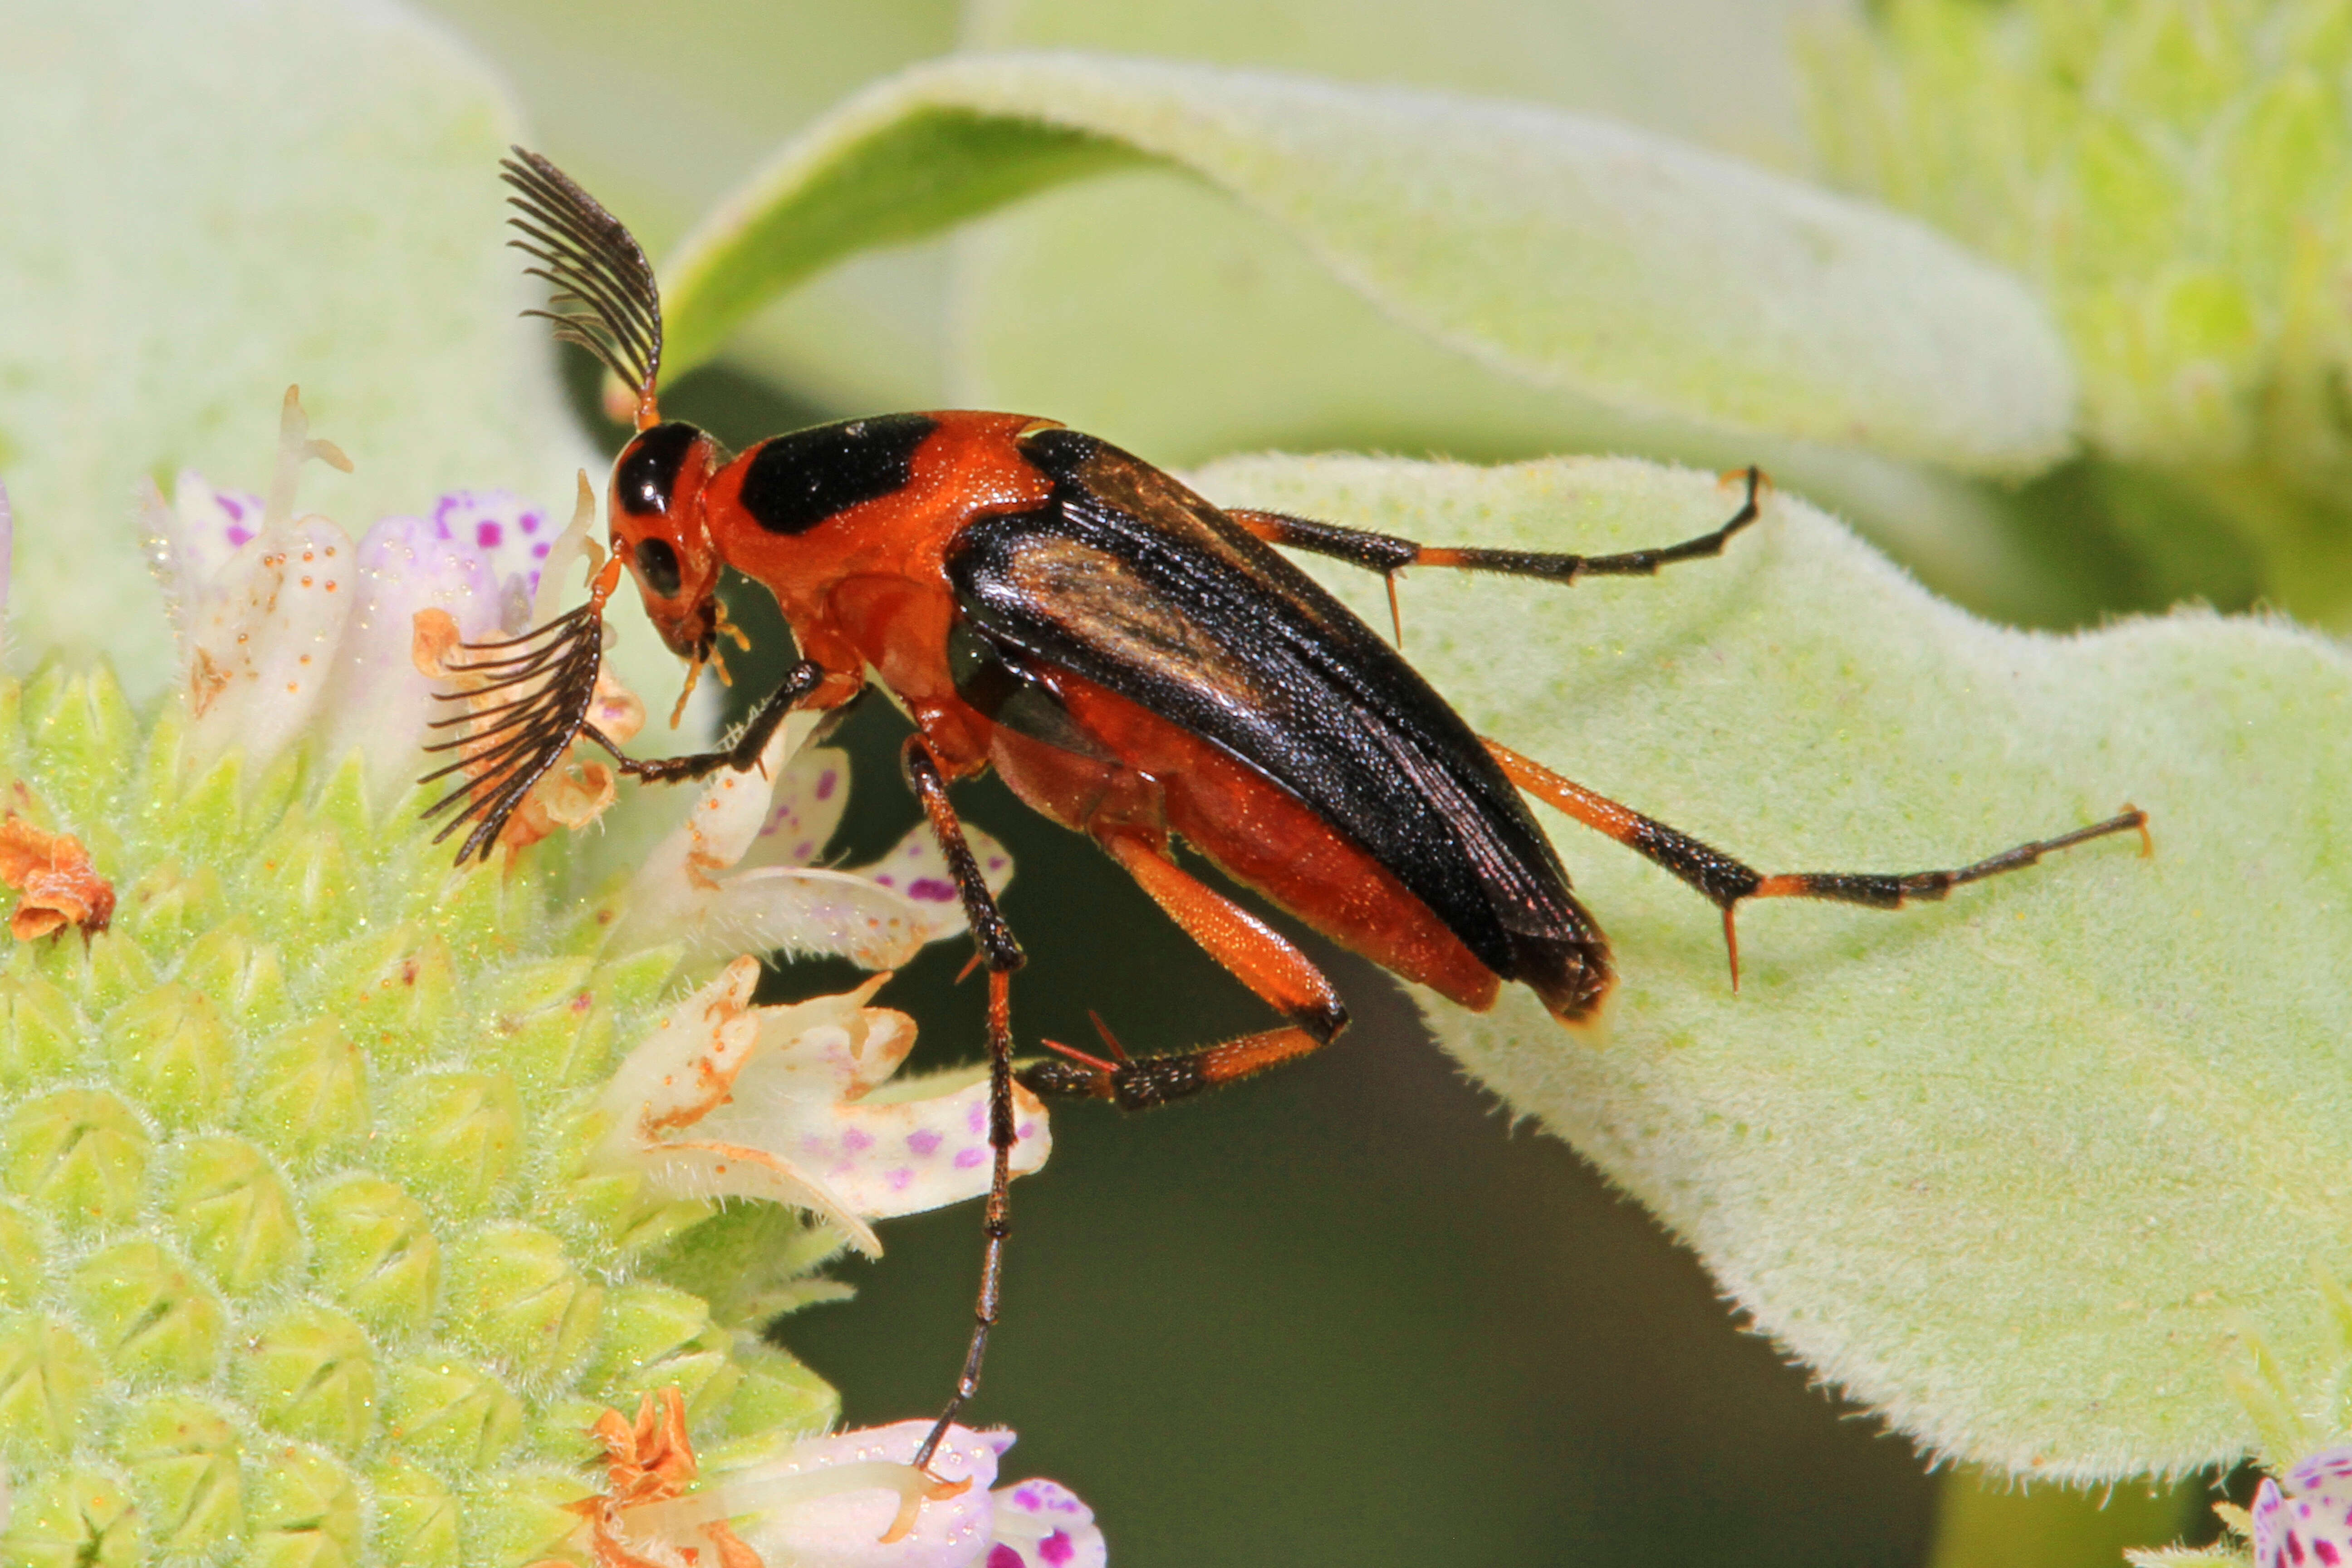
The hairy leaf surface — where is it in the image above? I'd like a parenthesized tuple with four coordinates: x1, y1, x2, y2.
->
(1188, 450, 2343, 1480)
(664, 53, 2075, 478)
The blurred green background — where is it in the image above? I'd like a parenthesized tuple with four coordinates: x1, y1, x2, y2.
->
(414, 2, 2249, 1562)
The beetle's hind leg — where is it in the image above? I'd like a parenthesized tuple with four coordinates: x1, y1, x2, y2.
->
(1230, 467, 1765, 640)
(1483, 739, 2149, 988)
(1018, 829, 1349, 1110)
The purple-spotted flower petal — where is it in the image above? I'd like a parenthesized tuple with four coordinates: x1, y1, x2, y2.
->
(144, 387, 555, 789)
(609, 725, 1014, 968)
(594, 956, 1049, 1257)
(2255, 1446, 2352, 1568)
(984, 1479, 1106, 1568)
(427, 486, 560, 625)
(620, 1420, 1098, 1568)
(853, 819, 1015, 946)
(736, 745, 857, 874)
(154, 474, 269, 603)
(312, 514, 501, 802)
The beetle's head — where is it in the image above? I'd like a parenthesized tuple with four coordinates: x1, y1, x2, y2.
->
(608, 420, 725, 661)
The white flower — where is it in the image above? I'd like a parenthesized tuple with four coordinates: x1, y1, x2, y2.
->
(2255, 1447, 2352, 1568)
(145, 385, 570, 802)
(608, 726, 1013, 971)
(595, 956, 1049, 1256)
(586, 1398, 1103, 1568)
(139, 387, 1013, 977)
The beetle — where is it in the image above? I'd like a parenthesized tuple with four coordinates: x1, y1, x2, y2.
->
(426, 150, 2147, 1468)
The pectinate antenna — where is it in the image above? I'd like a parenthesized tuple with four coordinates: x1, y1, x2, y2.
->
(501, 147, 665, 429)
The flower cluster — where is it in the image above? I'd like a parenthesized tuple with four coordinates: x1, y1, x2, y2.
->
(0, 397, 1089, 1565)
(540, 1388, 1103, 1568)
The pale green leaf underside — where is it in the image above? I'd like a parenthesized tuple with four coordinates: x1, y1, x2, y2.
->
(0, 0, 596, 699)
(665, 52, 2076, 475)
(1186, 451, 2350, 1481)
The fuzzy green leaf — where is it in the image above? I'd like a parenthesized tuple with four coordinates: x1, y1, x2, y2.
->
(664, 52, 2075, 475)
(0, 0, 593, 698)
(1186, 449, 2346, 1480)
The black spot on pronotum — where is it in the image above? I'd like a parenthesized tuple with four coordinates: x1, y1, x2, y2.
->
(736, 414, 938, 536)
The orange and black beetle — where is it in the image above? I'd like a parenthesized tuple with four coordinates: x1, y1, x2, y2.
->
(427, 150, 2145, 1465)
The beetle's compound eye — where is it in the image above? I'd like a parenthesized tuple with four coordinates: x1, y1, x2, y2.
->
(635, 537, 682, 597)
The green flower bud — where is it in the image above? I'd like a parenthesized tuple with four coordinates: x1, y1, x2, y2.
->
(377, 1070, 522, 1219)
(5, 1088, 147, 1230)
(240, 1019, 369, 1165)
(9, 1466, 144, 1568)
(0, 1315, 103, 1459)
(302, 1175, 441, 1338)
(0, 972, 83, 1088)
(441, 1224, 604, 1388)
(161, 1133, 305, 1295)
(0, 1202, 39, 1308)
(118, 1394, 244, 1555)
(368, 1456, 460, 1568)
(380, 1355, 524, 1472)
(0, 663, 865, 1564)
(235, 1304, 379, 1453)
(247, 1442, 363, 1568)
(72, 1240, 228, 1385)
(167, 918, 285, 1031)
(1810, 0, 2352, 618)
(105, 983, 235, 1131)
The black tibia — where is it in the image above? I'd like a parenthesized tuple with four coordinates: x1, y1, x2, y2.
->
(1231, 466, 1764, 586)
(1487, 740, 2148, 921)
(1232, 510, 1419, 574)
(1608, 808, 1765, 910)
(1015, 1057, 1102, 1098)
(1090, 1053, 1208, 1109)
(582, 660, 827, 785)
(901, 737, 1026, 1475)
(419, 602, 608, 865)
(900, 740, 1026, 976)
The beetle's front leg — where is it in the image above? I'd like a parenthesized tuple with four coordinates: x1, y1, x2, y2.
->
(580, 658, 837, 784)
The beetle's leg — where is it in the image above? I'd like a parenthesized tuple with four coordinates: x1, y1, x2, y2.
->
(1018, 829, 1349, 1110)
(901, 738, 1028, 1476)
(580, 659, 832, 784)
(1483, 738, 2149, 989)
(1229, 467, 1764, 638)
